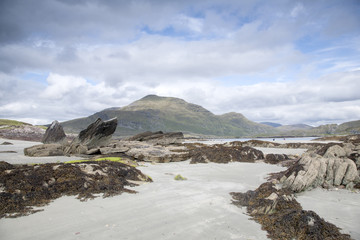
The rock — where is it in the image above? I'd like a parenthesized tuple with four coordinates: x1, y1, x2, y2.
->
(42, 120, 66, 144)
(64, 118, 117, 155)
(280, 151, 359, 192)
(323, 145, 347, 158)
(264, 153, 288, 164)
(189, 144, 264, 164)
(126, 131, 184, 145)
(0, 141, 13, 145)
(124, 141, 188, 163)
(24, 144, 64, 157)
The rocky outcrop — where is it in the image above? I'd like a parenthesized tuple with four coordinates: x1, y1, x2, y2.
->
(231, 182, 352, 240)
(1, 141, 13, 145)
(24, 144, 64, 157)
(64, 118, 117, 155)
(126, 131, 184, 145)
(189, 144, 264, 164)
(0, 125, 45, 142)
(279, 144, 360, 192)
(42, 120, 66, 144)
(0, 160, 152, 218)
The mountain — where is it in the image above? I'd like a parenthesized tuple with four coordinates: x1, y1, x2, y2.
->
(61, 95, 274, 137)
(260, 122, 282, 127)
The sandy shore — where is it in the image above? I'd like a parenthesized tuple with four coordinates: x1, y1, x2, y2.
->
(1, 137, 359, 240)
(0, 160, 285, 240)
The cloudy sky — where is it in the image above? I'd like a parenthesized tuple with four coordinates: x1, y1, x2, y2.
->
(1, 0, 360, 126)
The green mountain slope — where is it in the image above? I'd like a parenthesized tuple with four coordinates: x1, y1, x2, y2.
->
(61, 95, 274, 137)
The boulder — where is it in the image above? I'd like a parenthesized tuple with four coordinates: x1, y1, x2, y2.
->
(126, 131, 184, 145)
(24, 144, 64, 157)
(64, 118, 117, 155)
(42, 120, 66, 144)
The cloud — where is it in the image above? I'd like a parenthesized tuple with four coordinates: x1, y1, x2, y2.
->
(0, 0, 359, 126)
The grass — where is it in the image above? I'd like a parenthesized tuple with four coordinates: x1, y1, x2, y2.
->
(174, 174, 187, 181)
(0, 119, 31, 126)
(64, 157, 138, 168)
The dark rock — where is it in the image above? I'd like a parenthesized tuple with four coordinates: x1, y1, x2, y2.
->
(64, 118, 117, 155)
(1, 141, 13, 145)
(189, 144, 264, 164)
(265, 153, 289, 164)
(42, 120, 66, 144)
(126, 131, 184, 145)
(231, 182, 352, 240)
(0, 160, 151, 218)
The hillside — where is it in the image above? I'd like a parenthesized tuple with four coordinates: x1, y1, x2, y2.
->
(61, 95, 274, 137)
(0, 119, 46, 141)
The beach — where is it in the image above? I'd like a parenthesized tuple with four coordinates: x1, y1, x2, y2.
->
(1, 138, 359, 240)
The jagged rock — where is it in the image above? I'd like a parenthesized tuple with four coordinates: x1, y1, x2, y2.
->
(64, 118, 117, 155)
(280, 150, 359, 192)
(231, 182, 352, 240)
(42, 120, 66, 144)
(1, 141, 13, 145)
(24, 144, 64, 157)
(265, 153, 288, 164)
(189, 144, 264, 164)
(126, 131, 184, 145)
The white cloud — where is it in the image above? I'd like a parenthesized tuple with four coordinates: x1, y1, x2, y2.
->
(0, 0, 359, 127)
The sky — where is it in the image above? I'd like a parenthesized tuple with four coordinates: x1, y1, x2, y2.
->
(0, 0, 360, 126)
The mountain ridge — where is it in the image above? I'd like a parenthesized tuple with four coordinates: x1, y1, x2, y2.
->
(61, 95, 274, 137)
(60, 95, 360, 137)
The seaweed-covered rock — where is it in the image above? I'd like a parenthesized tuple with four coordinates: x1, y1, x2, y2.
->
(0, 160, 151, 218)
(231, 182, 352, 240)
(265, 154, 289, 164)
(42, 120, 66, 144)
(189, 144, 264, 164)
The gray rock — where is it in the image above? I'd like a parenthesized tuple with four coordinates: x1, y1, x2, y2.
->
(42, 120, 66, 144)
(280, 151, 359, 192)
(64, 118, 117, 155)
(126, 131, 184, 145)
(24, 144, 64, 157)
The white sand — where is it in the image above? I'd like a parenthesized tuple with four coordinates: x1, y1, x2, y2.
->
(0, 161, 286, 240)
(0, 138, 84, 164)
(297, 188, 360, 239)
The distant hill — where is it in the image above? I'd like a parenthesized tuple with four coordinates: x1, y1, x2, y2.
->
(61, 95, 274, 137)
(260, 122, 282, 127)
